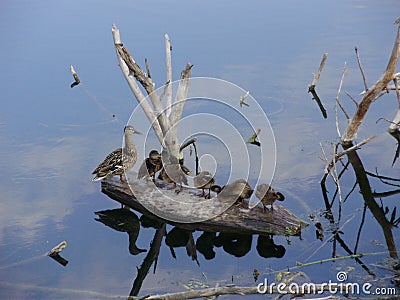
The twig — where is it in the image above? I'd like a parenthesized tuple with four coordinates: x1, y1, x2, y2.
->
(331, 144, 343, 225)
(300, 252, 363, 268)
(145, 58, 151, 79)
(321, 136, 376, 184)
(344, 91, 359, 107)
(306, 214, 356, 261)
(179, 137, 197, 152)
(308, 53, 328, 90)
(389, 77, 400, 165)
(355, 47, 368, 92)
(308, 53, 328, 119)
(179, 137, 199, 175)
(239, 91, 250, 107)
(70, 65, 80, 88)
(366, 169, 400, 182)
(336, 62, 350, 120)
(335, 99, 341, 137)
(372, 189, 400, 198)
(343, 179, 357, 203)
(354, 203, 367, 254)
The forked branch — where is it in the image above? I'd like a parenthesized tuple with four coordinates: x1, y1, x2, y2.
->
(342, 24, 400, 145)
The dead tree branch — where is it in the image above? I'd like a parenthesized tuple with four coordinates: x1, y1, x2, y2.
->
(112, 25, 192, 162)
(308, 53, 328, 118)
(355, 47, 368, 92)
(165, 34, 173, 119)
(389, 77, 400, 165)
(129, 284, 343, 300)
(336, 62, 350, 121)
(342, 24, 400, 145)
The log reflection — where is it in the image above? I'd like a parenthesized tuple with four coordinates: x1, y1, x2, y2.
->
(95, 196, 289, 297)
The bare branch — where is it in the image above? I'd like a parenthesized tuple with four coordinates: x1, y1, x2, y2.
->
(389, 77, 400, 133)
(165, 34, 173, 119)
(111, 25, 164, 146)
(115, 43, 171, 136)
(308, 53, 328, 90)
(344, 91, 359, 107)
(336, 62, 350, 120)
(145, 58, 151, 79)
(343, 25, 400, 145)
(388, 77, 400, 165)
(308, 53, 328, 119)
(321, 136, 376, 183)
(331, 144, 343, 224)
(335, 101, 342, 138)
(355, 47, 368, 92)
(169, 63, 193, 148)
(69, 65, 80, 88)
(159, 80, 170, 102)
(130, 283, 343, 299)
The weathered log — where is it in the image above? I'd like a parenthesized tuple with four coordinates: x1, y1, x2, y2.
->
(101, 178, 308, 236)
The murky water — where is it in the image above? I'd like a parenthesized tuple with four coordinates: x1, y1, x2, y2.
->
(1, 0, 399, 298)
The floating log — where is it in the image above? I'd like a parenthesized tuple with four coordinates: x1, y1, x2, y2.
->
(101, 178, 308, 236)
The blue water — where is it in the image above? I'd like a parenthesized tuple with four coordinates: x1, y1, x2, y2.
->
(0, 0, 399, 298)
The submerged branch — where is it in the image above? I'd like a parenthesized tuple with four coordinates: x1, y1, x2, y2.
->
(308, 53, 328, 119)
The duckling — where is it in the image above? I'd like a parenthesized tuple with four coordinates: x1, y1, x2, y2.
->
(217, 179, 253, 207)
(92, 126, 140, 182)
(193, 171, 216, 199)
(158, 164, 190, 193)
(211, 184, 222, 194)
(137, 150, 162, 182)
(255, 183, 285, 212)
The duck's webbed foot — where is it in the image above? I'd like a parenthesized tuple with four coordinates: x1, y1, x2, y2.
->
(198, 189, 205, 198)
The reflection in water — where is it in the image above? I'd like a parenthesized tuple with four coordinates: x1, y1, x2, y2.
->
(94, 200, 288, 296)
(321, 145, 399, 278)
(214, 233, 252, 257)
(256, 235, 286, 259)
(95, 208, 146, 255)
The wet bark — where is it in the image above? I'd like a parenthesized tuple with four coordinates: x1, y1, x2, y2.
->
(101, 178, 308, 237)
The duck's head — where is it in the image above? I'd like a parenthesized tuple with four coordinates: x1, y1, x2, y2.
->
(149, 150, 161, 160)
(124, 125, 141, 135)
(211, 184, 223, 194)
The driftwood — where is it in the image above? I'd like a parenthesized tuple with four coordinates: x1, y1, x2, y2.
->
(128, 283, 342, 300)
(101, 178, 308, 236)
